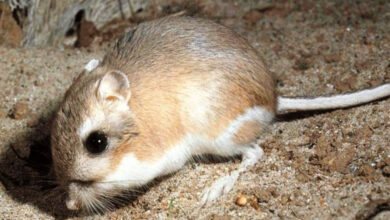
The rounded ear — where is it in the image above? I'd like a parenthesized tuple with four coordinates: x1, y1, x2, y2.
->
(98, 70, 131, 103)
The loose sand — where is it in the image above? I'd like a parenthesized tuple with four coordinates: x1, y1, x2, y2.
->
(0, 0, 389, 219)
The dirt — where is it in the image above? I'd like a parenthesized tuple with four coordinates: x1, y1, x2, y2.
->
(0, 0, 389, 219)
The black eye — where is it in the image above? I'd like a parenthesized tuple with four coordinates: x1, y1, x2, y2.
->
(85, 131, 108, 154)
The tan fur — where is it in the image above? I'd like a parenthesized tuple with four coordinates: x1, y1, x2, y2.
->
(231, 121, 263, 145)
(51, 17, 276, 201)
(103, 17, 276, 167)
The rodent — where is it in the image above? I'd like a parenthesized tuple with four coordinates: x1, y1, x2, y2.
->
(50, 16, 390, 212)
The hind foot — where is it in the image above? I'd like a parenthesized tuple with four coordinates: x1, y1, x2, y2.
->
(200, 144, 263, 205)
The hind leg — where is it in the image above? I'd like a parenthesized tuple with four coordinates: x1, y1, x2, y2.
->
(200, 106, 273, 205)
(200, 143, 264, 204)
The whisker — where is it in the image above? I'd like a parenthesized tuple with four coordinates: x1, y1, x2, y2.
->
(123, 189, 145, 196)
(98, 178, 141, 183)
(86, 196, 97, 214)
(93, 199, 104, 214)
(101, 191, 124, 209)
(112, 195, 132, 206)
(100, 196, 116, 211)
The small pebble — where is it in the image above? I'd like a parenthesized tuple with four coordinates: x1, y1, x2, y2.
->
(383, 154, 390, 166)
(250, 198, 260, 210)
(382, 166, 390, 177)
(254, 188, 271, 202)
(11, 101, 29, 120)
(268, 186, 278, 197)
(235, 194, 248, 206)
(360, 164, 375, 176)
(289, 136, 311, 146)
(280, 195, 289, 205)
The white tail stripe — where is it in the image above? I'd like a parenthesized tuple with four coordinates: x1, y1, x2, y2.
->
(277, 83, 390, 113)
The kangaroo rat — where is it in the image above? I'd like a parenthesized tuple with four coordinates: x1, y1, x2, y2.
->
(50, 16, 390, 211)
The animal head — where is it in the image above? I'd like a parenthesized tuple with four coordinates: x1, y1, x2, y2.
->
(51, 63, 139, 211)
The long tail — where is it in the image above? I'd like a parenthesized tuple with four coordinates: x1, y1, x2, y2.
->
(277, 83, 390, 113)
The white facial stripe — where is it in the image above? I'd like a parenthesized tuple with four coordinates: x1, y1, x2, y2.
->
(78, 118, 94, 139)
(78, 110, 105, 140)
(84, 59, 99, 72)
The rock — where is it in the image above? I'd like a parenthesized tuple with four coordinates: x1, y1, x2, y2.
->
(296, 171, 312, 182)
(280, 194, 289, 205)
(75, 19, 98, 47)
(243, 5, 274, 27)
(359, 164, 376, 177)
(11, 101, 30, 120)
(315, 134, 332, 159)
(293, 58, 311, 71)
(254, 188, 271, 202)
(329, 144, 356, 174)
(267, 186, 279, 198)
(289, 136, 311, 146)
(382, 166, 390, 177)
(383, 154, 390, 166)
(250, 198, 260, 210)
(235, 194, 248, 206)
(323, 53, 341, 63)
(354, 59, 371, 73)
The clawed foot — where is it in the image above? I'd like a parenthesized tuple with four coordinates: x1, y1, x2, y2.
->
(199, 144, 264, 206)
(200, 170, 239, 205)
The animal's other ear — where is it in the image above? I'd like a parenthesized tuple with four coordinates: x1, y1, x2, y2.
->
(84, 59, 100, 73)
(73, 59, 100, 82)
(98, 70, 131, 103)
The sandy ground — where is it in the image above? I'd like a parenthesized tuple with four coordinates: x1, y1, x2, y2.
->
(0, 0, 389, 219)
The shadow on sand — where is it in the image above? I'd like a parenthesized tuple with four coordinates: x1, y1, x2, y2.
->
(0, 115, 156, 219)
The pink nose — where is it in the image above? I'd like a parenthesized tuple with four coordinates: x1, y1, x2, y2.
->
(66, 198, 81, 211)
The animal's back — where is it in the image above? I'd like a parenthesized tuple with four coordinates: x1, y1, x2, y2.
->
(102, 17, 276, 155)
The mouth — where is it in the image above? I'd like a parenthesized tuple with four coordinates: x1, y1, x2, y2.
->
(66, 198, 81, 211)
(66, 180, 95, 211)
(65, 179, 121, 213)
